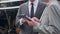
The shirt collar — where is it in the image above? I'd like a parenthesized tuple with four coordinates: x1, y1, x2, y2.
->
(28, 0, 39, 6)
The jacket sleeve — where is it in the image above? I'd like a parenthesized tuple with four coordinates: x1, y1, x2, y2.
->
(15, 5, 24, 29)
(33, 5, 59, 34)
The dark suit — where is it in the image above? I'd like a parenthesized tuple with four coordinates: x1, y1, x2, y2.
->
(16, 1, 47, 34)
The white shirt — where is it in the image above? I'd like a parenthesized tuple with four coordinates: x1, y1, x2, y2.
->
(20, 0, 39, 25)
(28, 0, 39, 15)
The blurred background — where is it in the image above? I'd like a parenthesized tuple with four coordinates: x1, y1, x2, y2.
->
(0, 0, 28, 34)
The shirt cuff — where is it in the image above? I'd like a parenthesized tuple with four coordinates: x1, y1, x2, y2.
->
(19, 19, 23, 25)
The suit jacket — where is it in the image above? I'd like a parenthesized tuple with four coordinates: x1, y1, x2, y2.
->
(33, 4, 60, 34)
(16, 1, 46, 34)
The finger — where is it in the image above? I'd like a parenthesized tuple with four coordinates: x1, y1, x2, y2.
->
(33, 17, 39, 22)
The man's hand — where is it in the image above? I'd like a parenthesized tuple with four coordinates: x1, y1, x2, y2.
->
(19, 17, 39, 26)
(32, 17, 39, 22)
(26, 17, 39, 26)
(19, 18, 27, 23)
(26, 19, 34, 27)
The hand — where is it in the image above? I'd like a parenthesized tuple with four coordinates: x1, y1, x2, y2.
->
(26, 17, 35, 26)
(26, 17, 39, 27)
(26, 19, 34, 27)
(32, 17, 39, 22)
(19, 18, 27, 23)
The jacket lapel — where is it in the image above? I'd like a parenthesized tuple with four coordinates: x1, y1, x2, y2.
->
(34, 2, 46, 19)
(34, 2, 42, 18)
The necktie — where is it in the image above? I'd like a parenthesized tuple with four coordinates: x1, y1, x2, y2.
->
(31, 3, 34, 18)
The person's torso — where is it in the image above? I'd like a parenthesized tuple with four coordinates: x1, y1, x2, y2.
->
(19, 2, 47, 34)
